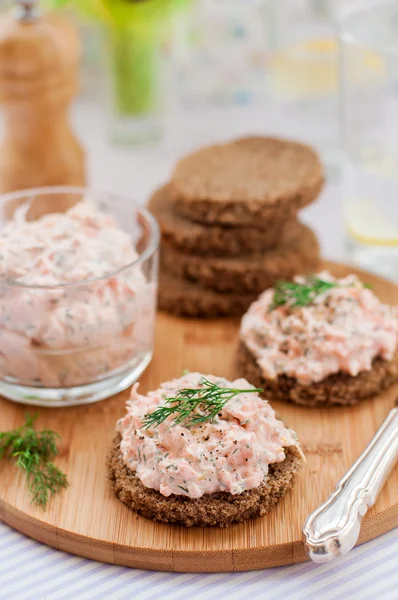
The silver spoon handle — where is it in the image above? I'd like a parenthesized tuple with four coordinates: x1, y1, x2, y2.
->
(303, 406, 398, 564)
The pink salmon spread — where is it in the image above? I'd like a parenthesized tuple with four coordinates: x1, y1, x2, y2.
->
(117, 372, 300, 499)
(0, 201, 155, 388)
(240, 272, 398, 385)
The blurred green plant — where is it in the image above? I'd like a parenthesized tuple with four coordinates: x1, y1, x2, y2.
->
(45, 0, 188, 31)
(44, 0, 189, 123)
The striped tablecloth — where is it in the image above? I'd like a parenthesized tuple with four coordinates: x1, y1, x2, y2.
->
(0, 520, 396, 600)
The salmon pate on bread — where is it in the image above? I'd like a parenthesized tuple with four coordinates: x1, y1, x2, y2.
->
(238, 272, 398, 407)
(108, 372, 303, 527)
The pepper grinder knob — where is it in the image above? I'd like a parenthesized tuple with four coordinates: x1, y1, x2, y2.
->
(14, 0, 40, 22)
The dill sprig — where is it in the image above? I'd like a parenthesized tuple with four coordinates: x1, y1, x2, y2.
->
(0, 415, 68, 508)
(269, 276, 339, 311)
(269, 276, 373, 311)
(143, 377, 263, 429)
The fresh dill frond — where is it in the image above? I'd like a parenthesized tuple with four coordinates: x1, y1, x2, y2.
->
(269, 275, 372, 311)
(143, 377, 263, 429)
(269, 276, 339, 311)
(0, 415, 68, 508)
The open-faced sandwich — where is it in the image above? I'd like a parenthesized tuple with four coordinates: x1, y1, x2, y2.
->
(238, 272, 398, 407)
(108, 372, 303, 527)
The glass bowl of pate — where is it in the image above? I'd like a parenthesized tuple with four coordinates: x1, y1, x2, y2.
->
(0, 186, 159, 407)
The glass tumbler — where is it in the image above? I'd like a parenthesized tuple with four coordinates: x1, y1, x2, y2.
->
(263, 0, 341, 167)
(339, 0, 398, 280)
(0, 187, 159, 407)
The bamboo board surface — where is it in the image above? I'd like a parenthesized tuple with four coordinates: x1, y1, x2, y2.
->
(0, 262, 397, 572)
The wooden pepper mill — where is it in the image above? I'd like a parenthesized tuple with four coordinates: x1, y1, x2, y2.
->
(0, 0, 85, 217)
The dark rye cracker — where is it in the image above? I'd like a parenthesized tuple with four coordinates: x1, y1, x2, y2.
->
(108, 434, 302, 527)
(148, 184, 293, 256)
(161, 221, 320, 295)
(237, 342, 398, 407)
(171, 136, 324, 226)
(158, 270, 257, 318)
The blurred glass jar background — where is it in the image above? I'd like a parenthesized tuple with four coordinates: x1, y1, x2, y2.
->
(339, 0, 398, 280)
(39, 0, 342, 157)
(263, 0, 342, 170)
(164, 0, 269, 153)
(169, 0, 266, 107)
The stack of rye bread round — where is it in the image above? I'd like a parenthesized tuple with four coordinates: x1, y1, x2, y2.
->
(149, 136, 324, 318)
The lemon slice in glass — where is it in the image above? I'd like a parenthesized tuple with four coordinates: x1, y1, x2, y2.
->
(269, 36, 383, 99)
(345, 199, 398, 246)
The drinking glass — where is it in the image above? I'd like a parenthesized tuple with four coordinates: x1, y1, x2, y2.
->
(339, 0, 398, 280)
(263, 0, 341, 167)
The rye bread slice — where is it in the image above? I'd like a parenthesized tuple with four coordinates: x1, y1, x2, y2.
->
(170, 136, 324, 226)
(237, 341, 398, 407)
(148, 184, 294, 256)
(159, 270, 257, 318)
(108, 434, 302, 527)
(160, 221, 320, 295)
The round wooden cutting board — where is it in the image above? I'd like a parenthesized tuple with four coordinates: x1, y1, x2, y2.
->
(0, 262, 397, 572)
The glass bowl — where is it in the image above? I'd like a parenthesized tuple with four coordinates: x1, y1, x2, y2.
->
(0, 186, 159, 407)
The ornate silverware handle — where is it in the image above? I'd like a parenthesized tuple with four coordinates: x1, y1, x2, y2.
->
(303, 406, 398, 564)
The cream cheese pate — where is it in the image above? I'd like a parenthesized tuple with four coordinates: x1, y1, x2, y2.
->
(117, 372, 300, 499)
(0, 200, 155, 387)
(240, 271, 398, 385)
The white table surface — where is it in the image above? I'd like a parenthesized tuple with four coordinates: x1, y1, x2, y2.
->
(0, 100, 396, 600)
